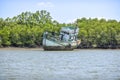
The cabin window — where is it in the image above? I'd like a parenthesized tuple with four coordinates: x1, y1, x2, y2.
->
(61, 34, 63, 40)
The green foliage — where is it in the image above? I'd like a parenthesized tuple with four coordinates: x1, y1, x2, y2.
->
(0, 10, 120, 48)
(0, 10, 52, 47)
(76, 18, 120, 48)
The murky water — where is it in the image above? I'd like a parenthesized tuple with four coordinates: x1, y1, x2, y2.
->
(0, 49, 120, 80)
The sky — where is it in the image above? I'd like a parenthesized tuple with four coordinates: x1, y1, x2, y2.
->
(0, 0, 120, 23)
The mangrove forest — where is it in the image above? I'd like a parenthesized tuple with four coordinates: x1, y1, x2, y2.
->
(0, 10, 120, 48)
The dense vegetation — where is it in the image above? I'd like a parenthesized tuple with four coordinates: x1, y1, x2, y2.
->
(0, 10, 120, 48)
(76, 18, 120, 48)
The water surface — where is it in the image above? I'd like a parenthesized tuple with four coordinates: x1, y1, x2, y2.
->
(0, 49, 120, 80)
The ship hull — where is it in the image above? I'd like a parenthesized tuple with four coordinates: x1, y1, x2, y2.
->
(43, 46, 74, 51)
(43, 38, 75, 51)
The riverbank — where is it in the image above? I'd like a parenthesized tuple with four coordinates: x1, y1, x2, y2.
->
(0, 47, 44, 51)
(0, 47, 119, 51)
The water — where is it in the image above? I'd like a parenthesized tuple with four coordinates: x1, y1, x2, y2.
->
(0, 49, 120, 80)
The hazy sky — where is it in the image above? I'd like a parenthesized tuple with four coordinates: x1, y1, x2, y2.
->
(0, 0, 120, 23)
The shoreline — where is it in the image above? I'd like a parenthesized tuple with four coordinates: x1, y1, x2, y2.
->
(0, 47, 44, 51)
(0, 47, 119, 51)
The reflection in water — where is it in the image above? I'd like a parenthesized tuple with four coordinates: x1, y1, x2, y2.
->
(0, 49, 120, 80)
